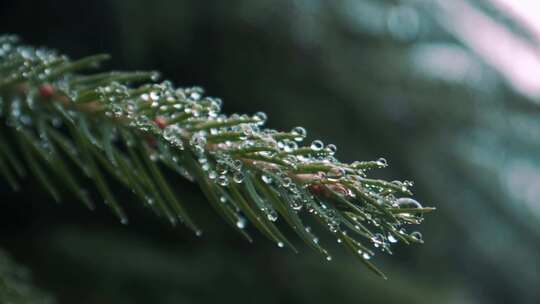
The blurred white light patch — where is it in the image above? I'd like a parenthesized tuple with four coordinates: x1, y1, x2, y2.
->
(490, 0, 540, 46)
(410, 43, 484, 84)
(436, 0, 540, 99)
(505, 161, 540, 215)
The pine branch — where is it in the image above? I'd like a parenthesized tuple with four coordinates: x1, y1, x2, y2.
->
(0, 35, 434, 278)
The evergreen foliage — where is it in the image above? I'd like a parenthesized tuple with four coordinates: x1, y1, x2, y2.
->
(0, 35, 433, 278)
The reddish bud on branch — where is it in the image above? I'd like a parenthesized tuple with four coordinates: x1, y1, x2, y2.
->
(38, 83, 54, 99)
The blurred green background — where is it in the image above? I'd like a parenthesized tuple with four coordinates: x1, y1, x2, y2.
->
(1, 0, 540, 303)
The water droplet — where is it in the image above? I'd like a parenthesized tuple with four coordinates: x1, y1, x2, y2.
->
(149, 153, 159, 162)
(404, 180, 414, 187)
(261, 174, 272, 184)
(233, 159, 242, 169)
(236, 217, 246, 229)
(281, 177, 292, 187)
(388, 234, 398, 243)
(311, 140, 324, 151)
(292, 126, 306, 136)
(372, 233, 384, 247)
(218, 175, 229, 186)
(326, 144, 337, 155)
(376, 157, 387, 167)
(253, 111, 267, 123)
(362, 252, 371, 260)
(277, 242, 284, 248)
(326, 256, 332, 261)
(291, 126, 307, 141)
(266, 210, 278, 222)
(396, 197, 422, 209)
(163, 125, 184, 149)
(150, 91, 160, 101)
(233, 171, 244, 183)
(51, 117, 62, 127)
(411, 231, 423, 242)
(190, 91, 201, 100)
(150, 72, 161, 81)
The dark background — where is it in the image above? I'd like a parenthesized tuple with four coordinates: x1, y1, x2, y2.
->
(1, 0, 540, 303)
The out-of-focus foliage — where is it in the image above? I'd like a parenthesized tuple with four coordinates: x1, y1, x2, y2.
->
(0, 0, 539, 303)
(0, 249, 55, 304)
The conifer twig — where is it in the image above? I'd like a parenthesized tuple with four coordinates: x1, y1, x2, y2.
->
(0, 35, 434, 278)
